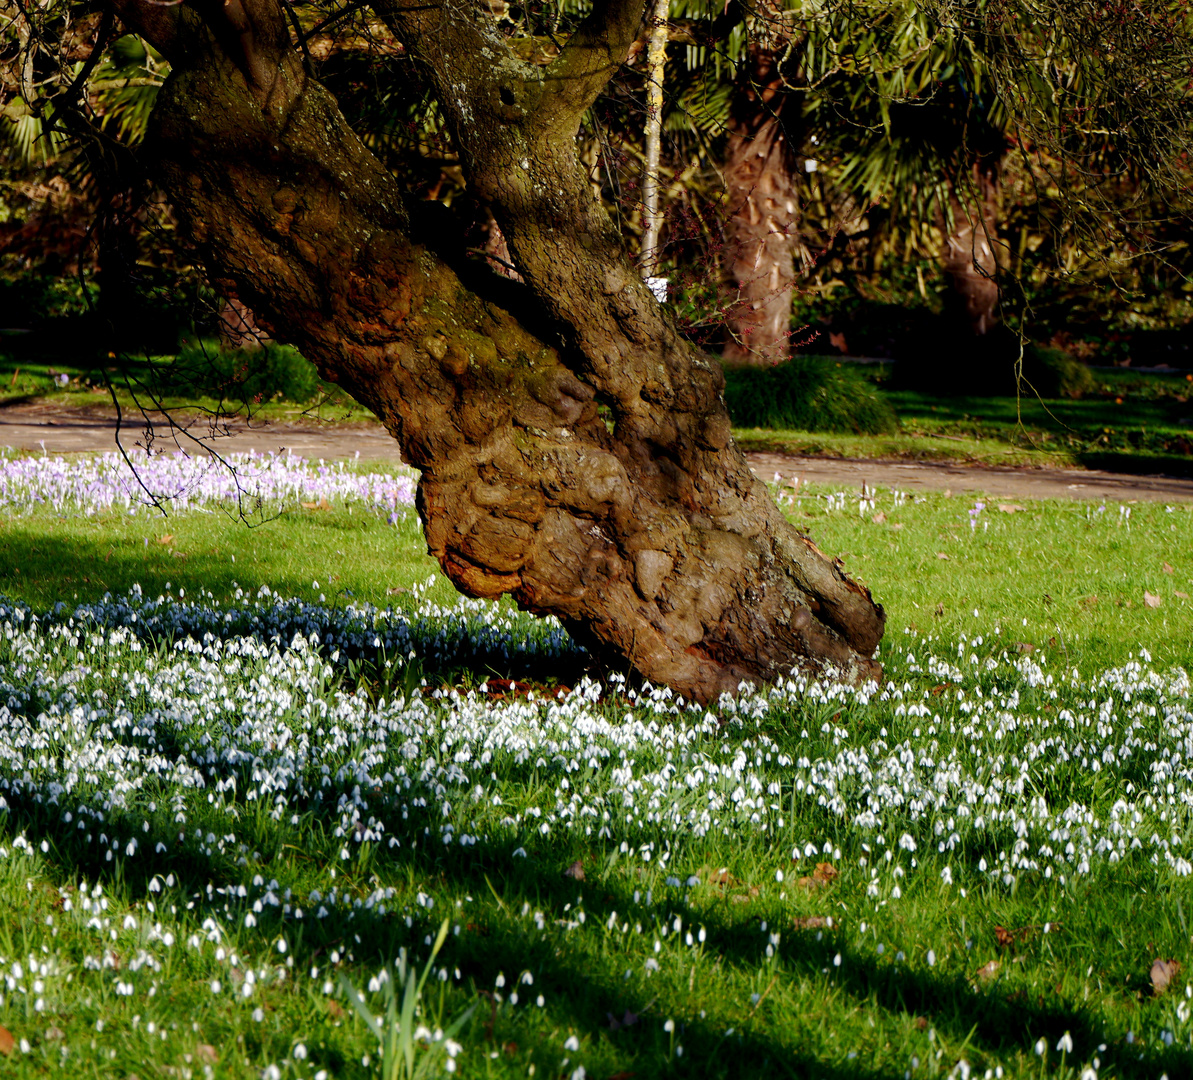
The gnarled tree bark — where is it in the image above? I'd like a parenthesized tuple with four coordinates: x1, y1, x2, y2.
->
(106, 0, 884, 702)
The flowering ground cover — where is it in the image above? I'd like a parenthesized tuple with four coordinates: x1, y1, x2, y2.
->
(0, 453, 1191, 1079)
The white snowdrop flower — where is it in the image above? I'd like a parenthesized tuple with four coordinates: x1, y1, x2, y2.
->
(536, 995, 545, 1007)
(570, 1068, 586, 1080)
(245, 913, 257, 928)
(495, 973, 506, 988)
(775, 870, 784, 883)
(563, 1035, 580, 1052)
(294, 1044, 308, 1060)
(253, 1008, 265, 1022)
(210, 979, 222, 994)
(262, 1066, 281, 1080)
(123, 915, 137, 930)
(927, 950, 936, 967)
(513, 848, 528, 858)
(276, 939, 287, 954)
(521, 972, 534, 985)
(940, 866, 953, 885)
(1035, 1038, 1047, 1056)
(833, 953, 842, 967)
(19, 1039, 29, 1054)
(664, 1020, 675, 1032)
(1080, 1070, 1097, 1080)
(1057, 1033, 1073, 1053)
(445, 1040, 462, 1057)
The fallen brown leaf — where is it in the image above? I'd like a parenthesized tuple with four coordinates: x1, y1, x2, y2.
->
(1177, 591, 1190, 600)
(563, 860, 585, 881)
(1144, 591, 1163, 608)
(998, 503, 1026, 513)
(705, 866, 738, 887)
(934, 602, 945, 617)
(798, 862, 839, 889)
(196, 1045, 218, 1064)
(792, 915, 828, 930)
(1151, 957, 1182, 996)
(1014, 642, 1035, 654)
(301, 498, 332, 511)
(915, 1016, 929, 1031)
(936, 552, 950, 560)
(0, 1026, 13, 1055)
(157, 534, 174, 545)
(1163, 562, 1175, 574)
(326, 1000, 345, 1020)
(891, 522, 904, 531)
(975, 959, 1001, 983)
(872, 511, 887, 524)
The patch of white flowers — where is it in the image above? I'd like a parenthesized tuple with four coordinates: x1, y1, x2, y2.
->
(0, 449, 416, 519)
(0, 591, 1189, 902)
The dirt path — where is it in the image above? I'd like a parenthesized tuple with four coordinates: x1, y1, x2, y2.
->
(3, 402, 1193, 502)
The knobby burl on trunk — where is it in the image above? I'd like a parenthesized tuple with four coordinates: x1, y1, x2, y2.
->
(108, 0, 885, 703)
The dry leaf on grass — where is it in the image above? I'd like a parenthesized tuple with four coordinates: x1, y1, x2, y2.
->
(975, 960, 1001, 983)
(1151, 958, 1182, 996)
(1014, 642, 1035, 654)
(936, 552, 950, 560)
(998, 504, 1026, 513)
(1163, 562, 1175, 574)
(0, 1026, 13, 1055)
(704, 866, 738, 887)
(563, 860, 585, 881)
(301, 498, 332, 511)
(157, 534, 174, 545)
(872, 511, 887, 524)
(797, 862, 839, 890)
(196, 1045, 219, 1063)
(1177, 591, 1191, 600)
(1144, 592, 1163, 608)
(792, 915, 828, 930)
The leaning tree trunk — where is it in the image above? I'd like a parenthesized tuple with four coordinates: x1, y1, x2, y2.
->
(721, 44, 803, 366)
(941, 155, 1002, 337)
(108, 0, 884, 702)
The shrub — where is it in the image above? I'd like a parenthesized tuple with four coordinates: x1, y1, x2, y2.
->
(721, 355, 899, 434)
(164, 338, 323, 404)
(895, 325, 1095, 398)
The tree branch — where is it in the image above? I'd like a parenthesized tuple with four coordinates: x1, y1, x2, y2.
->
(107, 0, 185, 61)
(544, 0, 647, 119)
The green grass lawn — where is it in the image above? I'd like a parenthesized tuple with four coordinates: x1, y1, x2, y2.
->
(0, 460, 1191, 1078)
(737, 368, 1193, 475)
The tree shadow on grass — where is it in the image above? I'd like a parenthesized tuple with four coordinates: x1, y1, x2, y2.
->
(9, 800, 1185, 1080)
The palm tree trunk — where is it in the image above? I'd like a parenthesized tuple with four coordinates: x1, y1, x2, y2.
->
(941, 156, 1002, 337)
(721, 45, 803, 367)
